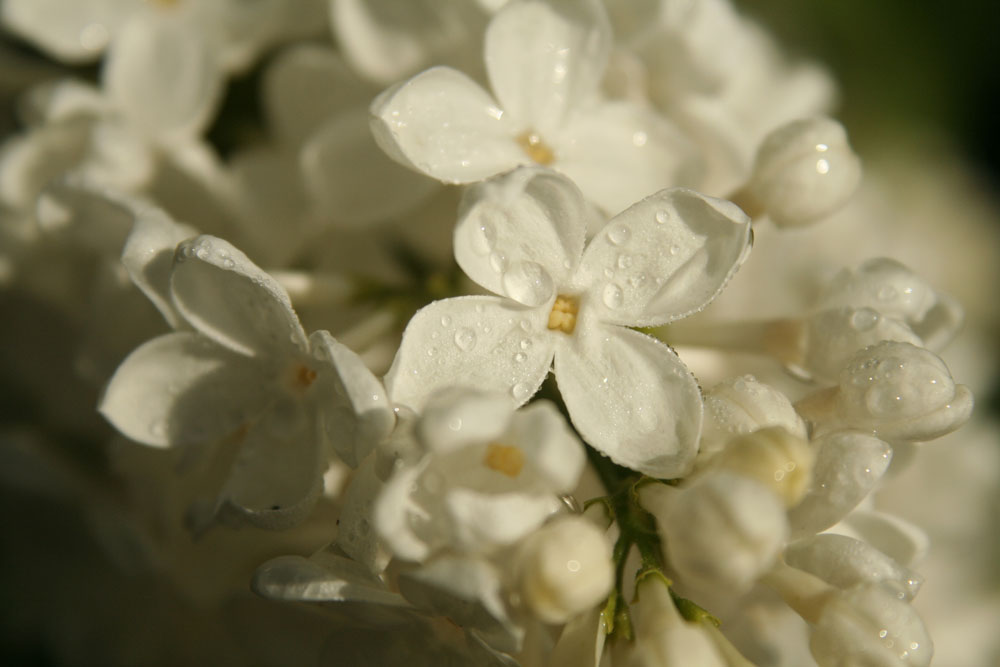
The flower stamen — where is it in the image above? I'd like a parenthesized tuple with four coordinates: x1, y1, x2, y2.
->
(484, 443, 525, 477)
(548, 294, 579, 334)
(516, 131, 556, 166)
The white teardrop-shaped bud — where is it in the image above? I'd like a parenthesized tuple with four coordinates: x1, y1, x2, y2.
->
(835, 341, 973, 441)
(714, 426, 814, 507)
(785, 534, 922, 601)
(657, 472, 787, 595)
(798, 307, 922, 382)
(818, 258, 962, 350)
(700, 375, 807, 461)
(515, 515, 614, 624)
(810, 584, 932, 667)
(627, 574, 726, 667)
(789, 431, 892, 537)
(748, 116, 861, 228)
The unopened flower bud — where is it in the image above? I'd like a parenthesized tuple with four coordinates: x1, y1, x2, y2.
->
(811, 583, 932, 667)
(658, 472, 787, 595)
(747, 116, 861, 228)
(818, 258, 963, 350)
(701, 375, 806, 460)
(515, 515, 614, 624)
(714, 426, 814, 507)
(835, 341, 973, 441)
(789, 431, 892, 537)
(785, 533, 922, 601)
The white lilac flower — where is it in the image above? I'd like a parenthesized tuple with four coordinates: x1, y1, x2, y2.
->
(385, 167, 751, 477)
(369, 0, 700, 215)
(709, 426, 814, 508)
(99, 217, 393, 528)
(374, 388, 585, 561)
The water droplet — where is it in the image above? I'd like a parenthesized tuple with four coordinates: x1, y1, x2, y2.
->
(454, 327, 477, 351)
(431, 331, 439, 340)
(448, 417, 462, 431)
(607, 225, 630, 245)
(514, 352, 526, 362)
(472, 219, 497, 255)
(669, 244, 680, 255)
(502, 261, 554, 307)
(520, 320, 532, 332)
(222, 258, 235, 269)
(602, 283, 624, 308)
(195, 246, 210, 260)
(489, 251, 507, 273)
(511, 383, 531, 401)
(850, 307, 880, 331)
(519, 339, 531, 350)
(440, 315, 452, 327)
(563, 259, 572, 269)
(655, 210, 669, 224)
(878, 285, 898, 301)
(426, 347, 437, 357)
(617, 254, 633, 269)
(603, 268, 614, 279)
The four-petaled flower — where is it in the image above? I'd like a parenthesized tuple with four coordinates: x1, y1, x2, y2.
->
(384, 167, 751, 477)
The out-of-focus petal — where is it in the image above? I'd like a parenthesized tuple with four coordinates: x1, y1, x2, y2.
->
(103, 13, 224, 140)
(98, 332, 271, 448)
(301, 109, 437, 227)
(384, 296, 554, 412)
(576, 188, 751, 327)
(485, 0, 611, 136)
(554, 324, 702, 478)
(555, 102, 700, 215)
(1, 0, 133, 63)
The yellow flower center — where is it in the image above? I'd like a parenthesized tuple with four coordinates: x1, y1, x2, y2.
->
(483, 443, 525, 477)
(548, 294, 579, 334)
(516, 131, 556, 166)
(285, 362, 318, 394)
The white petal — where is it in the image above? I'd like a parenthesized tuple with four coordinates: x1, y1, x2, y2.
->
(98, 332, 271, 448)
(336, 456, 392, 573)
(301, 109, 438, 226)
(170, 235, 308, 358)
(788, 431, 892, 538)
(576, 188, 751, 327)
(330, 0, 489, 84)
(455, 166, 587, 299)
(485, 0, 611, 135)
(384, 296, 554, 412)
(445, 487, 560, 551)
(252, 552, 407, 606)
(507, 400, 585, 492)
(417, 388, 513, 456)
(836, 510, 929, 568)
(369, 66, 523, 184)
(1, 0, 132, 63)
(399, 555, 523, 654)
(0, 119, 90, 211)
(216, 399, 324, 530)
(310, 330, 395, 468)
(19, 79, 107, 126)
(263, 44, 376, 147)
(554, 325, 702, 478)
(555, 102, 700, 215)
(120, 200, 197, 329)
(785, 534, 922, 601)
(103, 13, 223, 140)
(548, 606, 607, 667)
(373, 460, 433, 561)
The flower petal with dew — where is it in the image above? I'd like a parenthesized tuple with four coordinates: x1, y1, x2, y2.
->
(386, 167, 751, 477)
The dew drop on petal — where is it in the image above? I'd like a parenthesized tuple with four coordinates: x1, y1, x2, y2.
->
(519, 339, 531, 350)
(473, 218, 498, 255)
(502, 261, 554, 307)
(655, 210, 669, 224)
(511, 382, 531, 401)
(440, 315, 452, 327)
(448, 417, 462, 431)
(602, 283, 624, 309)
(850, 307, 880, 331)
(489, 251, 507, 273)
(514, 352, 526, 363)
(878, 285, 898, 301)
(454, 327, 477, 351)
(607, 225, 630, 245)
(617, 254, 632, 269)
